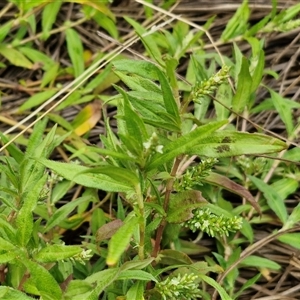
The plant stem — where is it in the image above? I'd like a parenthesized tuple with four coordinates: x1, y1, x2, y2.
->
(136, 184, 145, 260)
(152, 156, 182, 257)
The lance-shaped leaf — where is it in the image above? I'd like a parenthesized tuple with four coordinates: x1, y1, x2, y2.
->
(33, 245, 82, 263)
(65, 27, 84, 78)
(146, 120, 227, 171)
(41, 1, 62, 40)
(16, 174, 47, 247)
(114, 85, 148, 153)
(249, 175, 288, 223)
(0, 45, 33, 69)
(38, 159, 138, 193)
(113, 59, 180, 127)
(106, 216, 139, 266)
(167, 190, 207, 223)
(22, 259, 62, 300)
(113, 59, 159, 80)
(0, 287, 35, 300)
(203, 172, 260, 213)
(232, 57, 252, 114)
(190, 131, 287, 158)
(124, 17, 164, 66)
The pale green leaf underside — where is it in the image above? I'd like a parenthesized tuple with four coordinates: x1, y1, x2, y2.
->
(38, 159, 137, 193)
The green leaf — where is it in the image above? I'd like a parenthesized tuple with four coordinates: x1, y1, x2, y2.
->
(0, 215, 16, 244)
(156, 67, 180, 124)
(283, 202, 300, 230)
(106, 216, 139, 266)
(75, 0, 116, 21)
(0, 236, 17, 251)
(124, 16, 164, 66)
(51, 179, 74, 204)
(249, 175, 288, 223)
(240, 219, 254, 243)
(38, 159, 137, 193)
(127, 94, 179, 131)
(221, 0, 250, 41)
(114, 59, 180, 126)
(0, 21, 13, 43)
(19, 90, 56, 112)
(118, 270, 157, 282)
(65, 27, 85, 78)
(22, 259, 62, 300)
(233, 274, 261, 300)
(84, 269, 119, 300)
(113, 59, 159, 80)
(92, 11, 118, 39)
(191, 131, 287, 158)
(277, 233, 300, 249)
(25, 118, 48, 158)
(65, 280, 93, 300)
(82, 145, 136, 162)
(232, 57, 252, 113)
(198, 274, 232, 300)
(246, 12, 271, 36)
(120, 257, 155, 271)
(41, 62, 59, 88)
(41, 1, 62, 40)
(34, 245, 82, 263)
(44, 195, 91, 231)
(0, 133, 24, 163)
(0, 287, 35, 300)
(147, 120, 227, 171)
(167, 190, 207, 223)
(0, 251, 19, 264)
(272, 3, 300, 24)
(214, 83, 232, 120)
(16, 174, 47, 247)
(271, 178, 298, 200)
(4, 262, 26, 288)
(159, 249, 193, 266)
(114, 85, 148, 150)
(247, 38, 265, 93)
(126, 281, 145, 300)
(241, 255, 281, 270)
(83, 165, 139, 190)
(269, 89, 294, 137)
(19, 47, 55, 70)
(115, 72, 161, 94)
(0, 45, 33, 69)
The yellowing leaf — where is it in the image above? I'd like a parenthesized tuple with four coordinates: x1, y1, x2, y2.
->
(69, 0, 115, 21)
(0, 45, 33, 69)
(72, 101, 102, 136)
(83, 49, 93, 65)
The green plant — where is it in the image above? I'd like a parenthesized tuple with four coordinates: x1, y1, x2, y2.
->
(3, 54, 287, 299)
(1, 0, 300, 299)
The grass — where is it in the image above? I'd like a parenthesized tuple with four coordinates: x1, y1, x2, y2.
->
(1, 0, 300, 299)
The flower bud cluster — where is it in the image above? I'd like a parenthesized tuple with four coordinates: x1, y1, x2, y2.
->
(174, 158, 218, 191)
(263, 19, 300, 32)
(143, 132, 163, 155)
(155, 273, 201, 300)
(191, 65, 230, 102)
(70, 249, 93, 265)
(184, 207, 243, 237)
